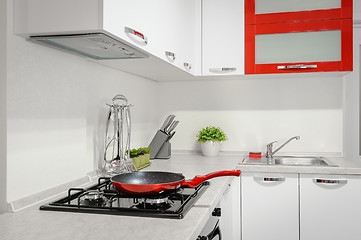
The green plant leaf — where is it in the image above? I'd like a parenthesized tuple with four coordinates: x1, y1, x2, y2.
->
(196, 126, 228, 143)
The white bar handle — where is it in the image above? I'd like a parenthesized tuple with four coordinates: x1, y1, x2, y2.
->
(209, 68, 236, 73)
(124, 27, 148, 44)
(277, 64, 317, 70)
(313, 178, 347, 185)
(165, 51, 176, 60)
(254, 176, 285, 182)
(184, 62, 192, 70)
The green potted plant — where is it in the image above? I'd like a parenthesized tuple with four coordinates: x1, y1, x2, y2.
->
(138, 147, 152, 165)
(129, 148, 142, 169)
(196, 126, 228, 157)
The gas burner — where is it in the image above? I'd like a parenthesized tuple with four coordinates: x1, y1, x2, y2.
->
(40, 178, 209, 219)
(143, 196, 170, 205)
(136, 197, 174, 210)
(80, 190, 106, 206)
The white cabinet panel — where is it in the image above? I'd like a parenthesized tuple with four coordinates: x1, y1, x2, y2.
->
(300, 174, 361, 240)
(220, 177, 241, 240)
(103, 0, 169, 58)
(103, 0, 199, 75)
(241, 172, 299, 240)
(202, 0, 245, 76)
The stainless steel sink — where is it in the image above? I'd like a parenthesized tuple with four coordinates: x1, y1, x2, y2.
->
(274, 156, 337, 167)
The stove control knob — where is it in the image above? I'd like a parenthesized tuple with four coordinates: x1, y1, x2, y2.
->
(212, 207, 221, 217)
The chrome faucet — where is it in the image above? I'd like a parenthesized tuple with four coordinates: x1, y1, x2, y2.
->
(266, 136, 300, 158)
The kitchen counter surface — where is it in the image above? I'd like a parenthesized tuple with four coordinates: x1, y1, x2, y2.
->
(2, 153, 361, 240)
(0, 153, 242, 240)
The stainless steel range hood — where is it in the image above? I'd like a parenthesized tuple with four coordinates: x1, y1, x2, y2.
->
(30, 33, 148, 59)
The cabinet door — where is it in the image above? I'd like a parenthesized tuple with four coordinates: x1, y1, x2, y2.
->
(300, 174, 361, 240)
(241, 172, 299, 240)
(165, 0, 200, 76)
(245, 18, 353, 74)
(202, 0, 245, 76)
(245, 0, 352, 25)
(103, 0, 199, 74)
(219, 177, 241, 240)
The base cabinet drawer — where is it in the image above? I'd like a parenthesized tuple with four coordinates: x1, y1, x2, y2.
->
(241, 172, 299, 240)
(300, 174, 361, 240)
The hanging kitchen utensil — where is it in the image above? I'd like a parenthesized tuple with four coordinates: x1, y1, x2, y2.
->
(104, 94, 136, 175)
(111, 170, 241, 195)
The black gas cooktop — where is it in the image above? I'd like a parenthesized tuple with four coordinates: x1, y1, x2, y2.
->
(40, 177, 209, 219)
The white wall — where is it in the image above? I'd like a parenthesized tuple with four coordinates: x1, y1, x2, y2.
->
(355, 0, 361, 21)
(344, 24, 361, 160)
(158, 77, 343, 154)
(5, 0, 356, 204)
(6, 0, 160, 202)
(0, 0, 7, 213)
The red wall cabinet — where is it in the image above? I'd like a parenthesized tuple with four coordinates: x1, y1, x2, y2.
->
(245, 0, 353, 74)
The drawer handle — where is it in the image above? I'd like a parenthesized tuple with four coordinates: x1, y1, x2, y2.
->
(184, 62, 192, 70)
(124, 27, 148, 44)
(165, 51, 176, 60)
(254, 177, 285, 182)
(209, 67, 236, 73)
(313, 179, 347, 185)
(277, 64, 317, 70)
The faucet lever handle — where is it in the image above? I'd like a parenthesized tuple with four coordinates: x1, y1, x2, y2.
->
(266, 141, 278, 158)
(266, 141, 278, 147)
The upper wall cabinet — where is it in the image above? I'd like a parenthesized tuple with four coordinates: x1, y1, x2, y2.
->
(202, 0, 245, 76)
(14, 0, 201, 79)
(245, 0, 353, 74)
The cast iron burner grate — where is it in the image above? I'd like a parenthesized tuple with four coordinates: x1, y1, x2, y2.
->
(40, 177, 209, 219)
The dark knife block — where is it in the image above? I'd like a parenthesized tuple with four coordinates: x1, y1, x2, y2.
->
(148, 130, 171, 159)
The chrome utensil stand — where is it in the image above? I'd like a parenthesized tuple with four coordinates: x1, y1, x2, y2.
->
(103, 94, 137, 175)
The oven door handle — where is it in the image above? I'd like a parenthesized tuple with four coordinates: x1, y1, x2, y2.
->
(207, 221, 222, 240)
(197, 219, 221, 240)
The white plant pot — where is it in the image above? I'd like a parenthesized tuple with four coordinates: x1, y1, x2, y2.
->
(200, 141, 221, 157)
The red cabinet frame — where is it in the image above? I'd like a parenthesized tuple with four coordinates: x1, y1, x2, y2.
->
(245, 19, 353, 74)
(245, 0, 353, 25)
(244, 0, 353, 74)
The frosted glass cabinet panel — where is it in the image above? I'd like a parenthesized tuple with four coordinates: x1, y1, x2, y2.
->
(255, 30, 341, 64)
(255, 0, 341, 14)
(245, 0, 352, 26)
(245, 18, 353, 74)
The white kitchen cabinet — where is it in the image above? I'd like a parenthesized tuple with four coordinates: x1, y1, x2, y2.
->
(202, 0, 245, 76)
(219, 177, 241, 240)
(14, 0, 200, 78)
(103, 0, 200, 75)
(300, 174, 361, 240)
(241, 172, 299, 240)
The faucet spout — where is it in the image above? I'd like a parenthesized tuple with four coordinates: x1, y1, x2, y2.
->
(266, 136, 300, 158)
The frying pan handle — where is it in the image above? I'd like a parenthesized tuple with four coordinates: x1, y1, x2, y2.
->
(182, 170, 241, 188)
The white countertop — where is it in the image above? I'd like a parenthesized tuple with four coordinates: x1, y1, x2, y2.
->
(0, 153, 242, 240)
(1, 153, 361, 240)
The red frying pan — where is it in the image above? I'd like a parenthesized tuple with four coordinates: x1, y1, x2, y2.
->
(111, 170, 241, 195)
